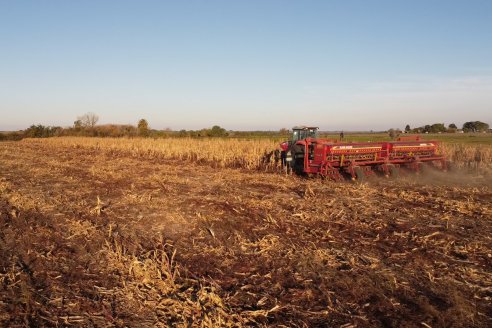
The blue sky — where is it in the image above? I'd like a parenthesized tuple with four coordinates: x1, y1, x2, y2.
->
(1, 0, 491, 131)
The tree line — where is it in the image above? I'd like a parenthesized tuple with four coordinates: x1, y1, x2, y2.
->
(1, 112, 490, 141)
(0, 112, 233, 140)
(404, 121, 489, 134)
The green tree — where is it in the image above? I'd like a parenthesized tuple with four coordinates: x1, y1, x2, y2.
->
(447, 123, 457, 133)
(137, 119, 150, 137)
(207, 125, 227, 137)
(24, 125, 59, 138)
(404, 124, 411, 133)
(462, 121, 489, 132)
(429, 123, 446, 133)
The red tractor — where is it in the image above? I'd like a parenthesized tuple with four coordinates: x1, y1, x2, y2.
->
(280, 126, 449, 181)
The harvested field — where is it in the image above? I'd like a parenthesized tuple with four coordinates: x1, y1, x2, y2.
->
(1, 139, 491, 327)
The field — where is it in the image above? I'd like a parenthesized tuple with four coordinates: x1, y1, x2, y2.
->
(1, 137, 492, 327)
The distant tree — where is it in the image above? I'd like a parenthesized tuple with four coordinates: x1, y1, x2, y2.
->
(137, 119, 150, 137)
(78, 112, 99, 128)
(462, 121, 489, 132)
(430, 123, 446, 133)
(24, 124, 59, 138)
(207, 125, 227, 137)
(51, 126, 63, 136)
(25, 125, 42, 138)
(447, 123, 457, 133)
(73, 119, 82, 129)
(404, 124, 411, 133)
(123, 125, 137, 137)
(388, 128, 401, 139)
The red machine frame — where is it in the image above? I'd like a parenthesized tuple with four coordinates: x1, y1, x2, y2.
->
(289, 135, 448, 181)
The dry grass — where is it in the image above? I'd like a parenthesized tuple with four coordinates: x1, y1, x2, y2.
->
(442, 143, 492, 170)
(22, 137, 492, 173)
(22, 137, 278, 170)
(1, 139, 491, 327)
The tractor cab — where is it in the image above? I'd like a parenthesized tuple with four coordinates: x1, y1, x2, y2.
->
(280, 126, 319, 152)
(292, 126, 319, 142)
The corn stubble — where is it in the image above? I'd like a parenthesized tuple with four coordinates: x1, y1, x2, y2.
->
(23, 137, 492, 172)
(30, 137, 278, 171)
(0, 138, 491, 327)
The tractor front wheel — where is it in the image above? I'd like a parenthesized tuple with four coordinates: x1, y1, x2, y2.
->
(290, 145, 305, 175)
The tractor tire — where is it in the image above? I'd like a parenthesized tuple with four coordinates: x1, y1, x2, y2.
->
(292, 159, 304, 175)
(290, 144, 305, 175)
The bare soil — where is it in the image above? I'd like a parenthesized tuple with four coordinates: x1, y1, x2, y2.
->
(1, 141, 491, 327)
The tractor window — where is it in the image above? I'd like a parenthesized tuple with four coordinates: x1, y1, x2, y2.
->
(308, 129, 318, 138)
(292, 130, 301, 142)
(293, 129, 318, 141)
(300, 130, 307, 140)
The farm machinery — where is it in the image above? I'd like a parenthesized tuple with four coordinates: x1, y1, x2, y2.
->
(280, 126, 449, 181)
